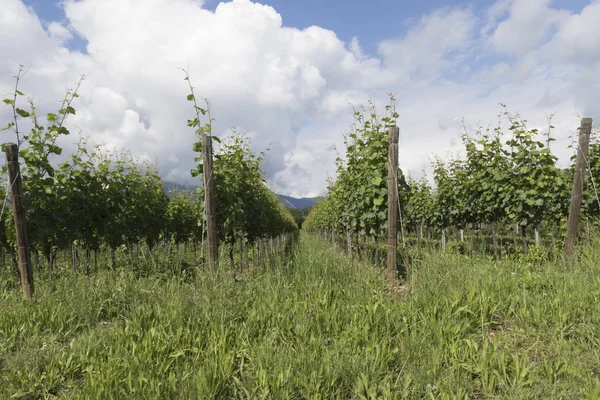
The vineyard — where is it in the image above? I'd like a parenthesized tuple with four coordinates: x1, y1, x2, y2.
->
(2, 66, 600, 399)
(0, 67, 297, 290)
(304, 102, 599, 264)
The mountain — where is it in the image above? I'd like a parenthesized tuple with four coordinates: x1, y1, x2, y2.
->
(163, 181, 321, 209)
(277, 194, 321, 209)
(163, 181, 200, 196)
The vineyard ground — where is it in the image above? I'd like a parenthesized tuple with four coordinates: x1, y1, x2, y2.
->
(2, 234, 600, 398)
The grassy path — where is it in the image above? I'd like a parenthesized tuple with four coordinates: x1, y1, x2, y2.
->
(2, 234, 600, 398)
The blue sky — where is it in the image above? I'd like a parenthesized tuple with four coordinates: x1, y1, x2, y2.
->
(24, 0, 593, 56)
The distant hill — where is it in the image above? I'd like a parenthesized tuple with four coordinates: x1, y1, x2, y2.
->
(277, 194, 321, 209)
(163, 181, 200, 196)
(163, 181, 321, 209)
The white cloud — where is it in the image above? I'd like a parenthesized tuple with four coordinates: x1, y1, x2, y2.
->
(551, 1, 600, 65)
(487, 0, 570, 55)
(0, 0, 598, 197)
(47, 22, 72, 42)
(378, 7, 477, 79)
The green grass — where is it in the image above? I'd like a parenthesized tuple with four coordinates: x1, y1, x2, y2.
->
(2, 234, 600, 399)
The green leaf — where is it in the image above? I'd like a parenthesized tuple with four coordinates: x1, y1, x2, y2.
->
(187, 94, 195, 101)
(3, 99, 14, 105)
(1, 122, 14, 132)
(15, 108, 30, 118)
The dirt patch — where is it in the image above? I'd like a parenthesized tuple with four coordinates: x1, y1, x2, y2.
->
(381, 267, 409, 299)
(233, 259, 261, 282)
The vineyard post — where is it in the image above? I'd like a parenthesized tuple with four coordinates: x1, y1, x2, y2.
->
(442, 228, 446, 252)
(203, 134, 219, 271)
(586, 219, 590, 243)
(256, 240, 260, 264)
(492, 223, 499, 261)
(565, 118, 592, 257)
(346, 231, 351, 257)
(239, 237, 243, 272)
(5, 143, 34, 300)
(386, 126, 399, 272)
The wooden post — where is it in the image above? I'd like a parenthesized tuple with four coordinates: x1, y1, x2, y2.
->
(565, 118, 592, 257)
(521, 226, 528, 255)
(442, 228, 446, 252)
(347, 230, 351, 257)
(375, 235, 379, 265)
(239, 237, 243, 272)
(586, 219, 590, 244)
(492, 223, 499, 261)
(362, 234, 367, 262)
(163, 230, 167, 255)
(255, 241, 259, 264)
(387, 126, 399, 272)
(203, 134, 218, 271)
(72, 243, 78, 271)
(5, 143, 33, 300)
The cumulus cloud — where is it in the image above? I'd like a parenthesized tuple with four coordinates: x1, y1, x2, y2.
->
(486, 0, 570, 55)
(378, 7, 476, 80)
(550, 1, 600, 65)
(0, 0, 598, 197)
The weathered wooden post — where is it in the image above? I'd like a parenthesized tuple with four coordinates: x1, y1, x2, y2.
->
(492, 223, 499, 261)
(5, 143, 33, 300)
(203, 134, 219, 271)
(565, 118, 592, 257)
(346, 230, 352, 257)
(441, 228, 446, 252)
(387, 126, 399, 272)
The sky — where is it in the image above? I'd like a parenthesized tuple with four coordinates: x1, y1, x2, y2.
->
(2, 0, 599, 197)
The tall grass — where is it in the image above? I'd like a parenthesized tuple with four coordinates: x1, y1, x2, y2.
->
(1, 234, 600, 398)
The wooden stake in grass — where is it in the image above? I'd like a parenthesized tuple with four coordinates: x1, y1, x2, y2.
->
(4, 143, 33, 300)
(203, 133, 219, 271)
(565, 118, 592, 257)
(387, 126, 399, 272)
(347, 231, 351, 257)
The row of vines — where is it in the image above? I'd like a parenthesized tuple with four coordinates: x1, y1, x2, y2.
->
(1, 66, 296, 287)
(304, 100, 598, 261)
